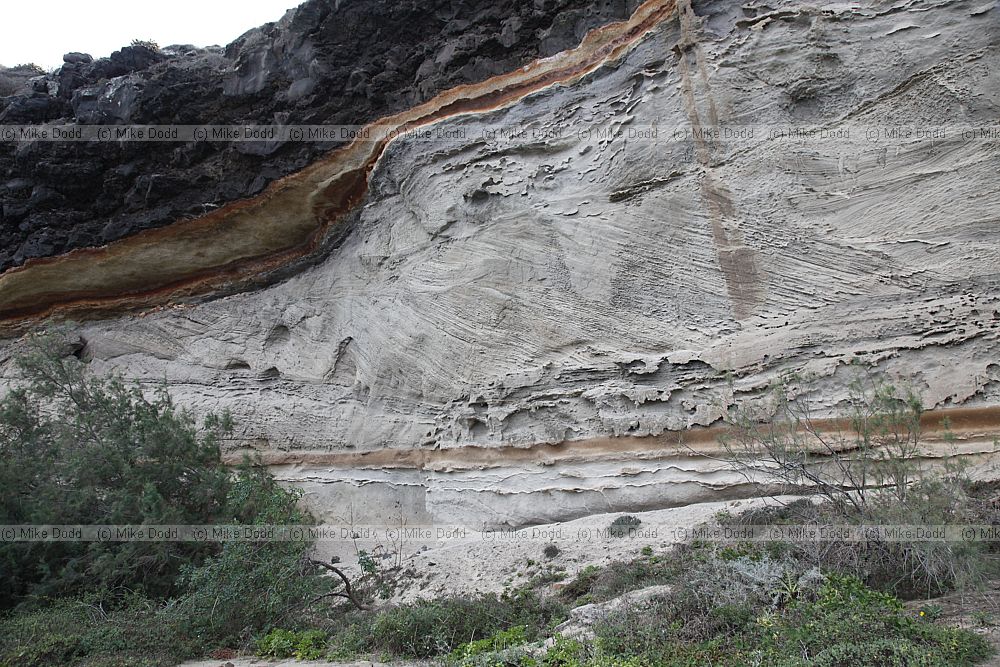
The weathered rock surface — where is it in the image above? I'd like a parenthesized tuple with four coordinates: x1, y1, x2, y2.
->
(2, 0, 999, 528)
(0, 0, 639, 271)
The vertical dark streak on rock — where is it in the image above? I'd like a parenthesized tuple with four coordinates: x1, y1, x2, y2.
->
(675, 0, 764, 321)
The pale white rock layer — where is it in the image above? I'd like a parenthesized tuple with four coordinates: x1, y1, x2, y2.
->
(6, 0, 999, 527)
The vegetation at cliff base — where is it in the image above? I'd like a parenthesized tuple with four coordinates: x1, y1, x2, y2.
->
(0, 339, 232, 605)
(0, 339, 996, 666)
(584, 553, 991, 667)
(0, 337, 331, 666)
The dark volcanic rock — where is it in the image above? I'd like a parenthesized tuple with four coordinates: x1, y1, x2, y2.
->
(62, 53, 94, 65)
(0, 0, 640, 272)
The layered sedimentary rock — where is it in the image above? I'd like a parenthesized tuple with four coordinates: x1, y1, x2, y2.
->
(2, 0, 999, 527)
(0, 0, 639, 272)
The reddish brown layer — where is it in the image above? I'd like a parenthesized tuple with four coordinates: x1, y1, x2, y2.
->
(0, 0, 679, 333)
(224, 405, 1000, 471)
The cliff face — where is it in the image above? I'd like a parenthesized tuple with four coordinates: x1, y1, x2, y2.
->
(0, 0, 639, 272)
(2, 0, 999, 528)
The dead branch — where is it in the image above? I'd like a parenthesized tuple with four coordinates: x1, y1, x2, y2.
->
(308, 558, 368, 610)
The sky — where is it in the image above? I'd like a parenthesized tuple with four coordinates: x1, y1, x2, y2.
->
(1, 0, 300, 69)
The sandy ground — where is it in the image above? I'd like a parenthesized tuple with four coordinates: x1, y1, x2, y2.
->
(377, 496, 797, 603)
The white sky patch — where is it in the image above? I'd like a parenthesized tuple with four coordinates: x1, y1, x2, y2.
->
(2, 0, 299, 70)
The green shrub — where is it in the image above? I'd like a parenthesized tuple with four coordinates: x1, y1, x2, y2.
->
(815, 572, 902, 612)
(331, 590, 565, 658)
(542, 635, 584, 667)
(256, 628, 327, 660)
(719, 478, 999, 599)
(448, 625, 528, 663)
(720, 375, 1000, 598)
(0, 336, 333, 662)
(451, 646, 541, 667)
(0, 596, 197, 667)
(0, 337, 232, 607)
(590, 557, 992, 667)
(0, 463, 329, 665)
(806, 637, 986, 667)
(684, 552, 824, 614)
(0, 334, 331, 664)
(972, 610, 994, 627)
(560, 565, 602, 603)
(608, 515, 641, 538)
(560, 557, 680, 606)
(171, 465, 329, 646)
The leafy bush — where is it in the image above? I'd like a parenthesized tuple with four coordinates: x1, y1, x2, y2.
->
(448, 625, 528, 664)
(590, 554, 992, 667)
(560, 555, 681, 606)
(560, 565, 602, 604)
(686, 552, 823, 612)
(256, 628, 327, 660)
(608, 515, 641, 538)
(805, 638, 982, 667)
(722, 374, 927, 512)
(0, 336, 332, 663)
(0, 463, 328, 666)
(355, 548, 395, 600)
(330, 590, 565, 658)
(0, 337, 232, 607)
(719, 374, 1000, 597)
(542, 635, 583, 667)
(0, 595, 197, 667)
(716, 478, 999, 598)
(171, 465, 330, 645)
(453, 646, 540, 667)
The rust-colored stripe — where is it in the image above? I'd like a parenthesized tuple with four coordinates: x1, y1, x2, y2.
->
(0, 0, 679, 332)
(223, 405, 1000, 471)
